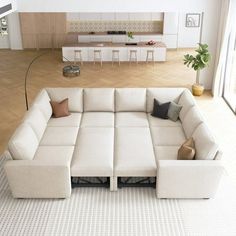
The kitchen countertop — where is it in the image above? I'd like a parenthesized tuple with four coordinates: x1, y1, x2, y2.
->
(67, 32, 163, 36)
(63, 42, 166, 48)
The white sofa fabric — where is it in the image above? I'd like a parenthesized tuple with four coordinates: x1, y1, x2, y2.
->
(4, 87, 223, 199)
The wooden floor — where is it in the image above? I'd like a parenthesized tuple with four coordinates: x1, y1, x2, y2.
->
(1, 48, 236, 185)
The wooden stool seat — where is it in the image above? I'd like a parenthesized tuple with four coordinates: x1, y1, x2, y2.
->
(74, 50, 83, 65)
(94, 50, 102, 66)
(129, 50, 138, 64)
(112, 50, 120, 66)
(146, 50, 155, 64)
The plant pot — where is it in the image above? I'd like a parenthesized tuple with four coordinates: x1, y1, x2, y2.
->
(192, 84, 204, 96)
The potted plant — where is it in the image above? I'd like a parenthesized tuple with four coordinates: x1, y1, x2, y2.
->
(183, 43, 211, 96)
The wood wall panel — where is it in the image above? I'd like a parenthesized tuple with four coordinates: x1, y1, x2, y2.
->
(20, 13, 66, 49)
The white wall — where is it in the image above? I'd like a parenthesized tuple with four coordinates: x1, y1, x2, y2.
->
(0, 35, 10, 48)
(177, 13, 201, 48)
(7, 12, 23, 49)
(16, 0, 222, 89)
(0, 0, 17, 18)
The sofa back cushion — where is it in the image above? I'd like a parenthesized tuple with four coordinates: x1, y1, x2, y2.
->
(182, 106, 204, 138)
(8, 124, 39, 160)
(178, 89, 196, 121)
(46, 88, 83, 112)
(24, 106, 47, 141)
(192, 123, 219, 160)
(33, 89, 52, 121)
(147, 88, 184, 113)
(115, 88, 146, 112)
(84, 88, 115, 112)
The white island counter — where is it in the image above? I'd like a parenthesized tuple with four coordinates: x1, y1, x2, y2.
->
(62, 42, 167, 62)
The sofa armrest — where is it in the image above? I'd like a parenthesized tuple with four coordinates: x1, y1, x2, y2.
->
(156, 160, 224, 199)
(4, 159, 71, 198)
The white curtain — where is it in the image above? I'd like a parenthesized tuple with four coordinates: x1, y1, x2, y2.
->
(212, 0, 235, 96)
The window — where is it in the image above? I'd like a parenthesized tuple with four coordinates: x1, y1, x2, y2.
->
(0, 17, 8, 35)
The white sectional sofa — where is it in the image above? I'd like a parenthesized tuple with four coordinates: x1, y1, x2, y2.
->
(4, 88, 224, 199)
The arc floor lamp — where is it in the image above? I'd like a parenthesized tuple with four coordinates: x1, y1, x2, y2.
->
(24, 51, 80, 110)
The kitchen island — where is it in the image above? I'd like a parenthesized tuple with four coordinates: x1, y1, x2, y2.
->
(62, 42, 167, 62)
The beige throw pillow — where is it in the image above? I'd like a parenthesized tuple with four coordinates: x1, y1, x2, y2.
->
(50, 98, 70, 118)
(177, 137, 195, 160)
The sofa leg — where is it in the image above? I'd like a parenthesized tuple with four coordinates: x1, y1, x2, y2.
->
(110, 177, 118, 191)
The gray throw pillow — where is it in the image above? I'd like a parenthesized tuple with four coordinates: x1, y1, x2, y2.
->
(168, 102, 182, 122)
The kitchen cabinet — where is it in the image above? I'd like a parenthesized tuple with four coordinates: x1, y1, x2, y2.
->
(129, 13, 152, 21)
(79, 13, 101, 21)
(163, 12, 178, 35)
(20, 13, 66, 49)
(90, 35, 112, 42)
(139, 35, 163, 42)
(101, 13, 115, 21)
(139, 47, 166, 62)
(151, 13, 164, 21)
(112, 35, 127, 43)
(78, 35, 91, 43)
(115, 13, 129, 21)
(162, 35, 178, 49)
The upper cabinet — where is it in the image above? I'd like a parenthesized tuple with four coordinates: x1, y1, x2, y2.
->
(101, 13, 115, 21)
(115, 13, 129, 21)
(129, 13, 151, 21)
(151, 13, 164, 21)
(163, 12, 179, 35)
(79, 13, 101, 21)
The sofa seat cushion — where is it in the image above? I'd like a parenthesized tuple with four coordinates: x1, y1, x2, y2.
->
(115, 112, 149, 127)
(40, 127, 79, 146)
(46, 88, 83, 112)
(148, 113, 182, 127)
(71, 128, 114, 176)
(34, 146, 74, 165)
(192, 123, 219, 160)
(84, 88, 115, 112)
(150, 126, 186, 146)
(8, 124, 39, 160)
(115, 128, 156, 176)
(115, 88, 146, 112)
(47, 113, 82, 127)
(81, 112, 114, 127)
(154, 146, 179, 160)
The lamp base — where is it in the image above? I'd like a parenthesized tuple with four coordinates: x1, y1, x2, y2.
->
(63, 65, 80, 77)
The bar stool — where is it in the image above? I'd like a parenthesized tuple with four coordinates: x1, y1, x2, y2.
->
(129, 50, 138, 64)
(74, 50, 83, 65)
(94, 49, 102, 66)
(112, 49, 120, 66)
(146, 50, 155, 64)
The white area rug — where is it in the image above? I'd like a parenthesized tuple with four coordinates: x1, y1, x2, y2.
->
(1, 156, 236, 236)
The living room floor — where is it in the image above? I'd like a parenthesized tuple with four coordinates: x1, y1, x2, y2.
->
(0, 48, 235, 185)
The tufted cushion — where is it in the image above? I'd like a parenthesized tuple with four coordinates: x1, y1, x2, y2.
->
(46, 88, 83, 112)
(84, 88, 114, 112)
(115, 88, 146, 112)
(8, 124, 39, 160)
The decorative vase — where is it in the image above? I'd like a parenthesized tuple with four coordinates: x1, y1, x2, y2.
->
(192, 83, 204, 96)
